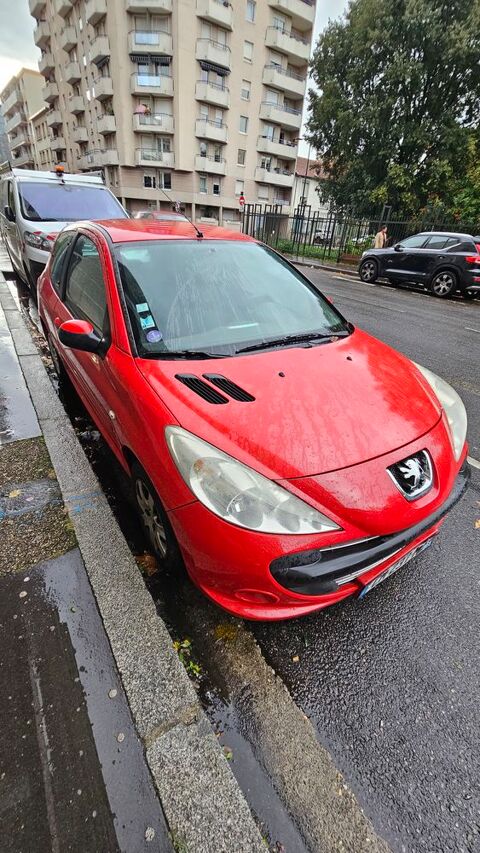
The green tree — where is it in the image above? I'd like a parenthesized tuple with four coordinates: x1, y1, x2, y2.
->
(307, 0, 480, 218)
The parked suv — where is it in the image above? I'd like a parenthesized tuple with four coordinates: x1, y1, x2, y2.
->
(0, 167, 127, 287)
(358, 231, 480, 299)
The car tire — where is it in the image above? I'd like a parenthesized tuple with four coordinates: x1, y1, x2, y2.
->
(359, 258, 379, 283)
(47, 331, 68, 382)
(131, 462, 184, 574)
(430, 270, 457, 298)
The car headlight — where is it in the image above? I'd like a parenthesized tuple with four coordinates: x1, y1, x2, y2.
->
(165, 426, 341, 535)
(24, 231, 55, 252)
(414, 363, 467, 460)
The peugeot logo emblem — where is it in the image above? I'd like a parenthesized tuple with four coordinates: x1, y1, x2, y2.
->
(388, 450, 433, 501)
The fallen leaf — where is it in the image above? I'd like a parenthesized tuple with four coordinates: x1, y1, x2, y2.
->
(475, 519, 480, 530)
(8, 489, 21, 498)
(135, 553, 159, 577)
(292, 655, 300, 663)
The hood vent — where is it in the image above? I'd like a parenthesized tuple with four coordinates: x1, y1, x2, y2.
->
(203, 374, 255, 402)
(175, 374, 229, 404)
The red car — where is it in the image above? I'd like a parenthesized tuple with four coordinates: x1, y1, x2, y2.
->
(38, 220, 470, 620)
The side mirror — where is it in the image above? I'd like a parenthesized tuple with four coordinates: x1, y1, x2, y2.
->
(4, 205, 15, 222)
(58, 319, 104, 354)
(394, 243, 403, 251)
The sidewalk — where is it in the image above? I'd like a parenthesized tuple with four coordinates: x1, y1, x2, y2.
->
(0, 267, 265, 852)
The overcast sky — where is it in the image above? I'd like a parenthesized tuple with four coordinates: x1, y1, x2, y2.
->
(0, 0, 348, 152)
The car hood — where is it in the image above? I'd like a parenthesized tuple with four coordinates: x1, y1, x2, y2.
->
(138, 329, 442, 480)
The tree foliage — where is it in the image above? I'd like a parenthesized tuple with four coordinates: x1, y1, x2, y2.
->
(307, 0, 480, 219)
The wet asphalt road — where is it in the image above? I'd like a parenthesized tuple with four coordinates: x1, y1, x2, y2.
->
(253, 271, 480, 853)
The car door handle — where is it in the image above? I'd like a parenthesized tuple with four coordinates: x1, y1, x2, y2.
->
(54, 316, 61, 328)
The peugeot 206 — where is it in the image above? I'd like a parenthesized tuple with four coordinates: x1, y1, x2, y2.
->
(37, 220, 470, 620)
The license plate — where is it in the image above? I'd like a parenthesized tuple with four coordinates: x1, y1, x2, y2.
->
(358, 537, 434, 599)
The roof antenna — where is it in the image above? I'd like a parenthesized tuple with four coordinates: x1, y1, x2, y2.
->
(159, 187, 203, 239)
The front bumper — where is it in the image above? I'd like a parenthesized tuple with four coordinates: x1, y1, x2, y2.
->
(270, 460, 470, 596)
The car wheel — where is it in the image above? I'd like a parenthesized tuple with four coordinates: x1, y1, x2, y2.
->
(359, 259, 378, 283)
(430, 270, 457, 297)
(132, 462, 183, 573)
(47, 331, 68, 381)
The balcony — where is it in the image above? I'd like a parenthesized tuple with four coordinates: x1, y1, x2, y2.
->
(43, 81, 59, 103)
(99, 149, 119, 166)
(91, 35, 110, 65)
(46, 110, 62, 128)
(265, 26, 311, 65)
(69, 96, 85, 114)
(1, 89, 21, 116)
(128, 30, 173, 56)
(135, 148, 175, 167)
(195, 80, 229, 108)
(34, 20, 50, 48)
(133, 113, 174, 134)
(196, 0, 233, 30)
(38, 53, 54, 78)
(51, 136, 66, 151)
(259, 101, 302, 130)
(65, 61, 81, 84)
(130, 73, 173, 96)
(5, 112, 27, 134)
(97, 115, 116, 134)
(29, 0, 46, 15)
(79, 149, 119, 169)
(195, 118, 227, 143)
(11, 149, 34, 168)
(268, 0, 315, 30)
(262, 63, 306, 97)
(85, 0, 107, 25)
(73, 126, 88, 142)
(60, 26, 77, 53)
(196, 38, 231, 70)
(257, 136, 297, 160)
(195, 154, 226, 175)
(9, 131, 30, 151)
(126, 0, 171, 11)
(255, 167, 294, 187)
(94, 76, 114, 100)
(55, 0, 72, 18)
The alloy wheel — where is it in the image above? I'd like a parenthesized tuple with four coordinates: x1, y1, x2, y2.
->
(432, 272, 455, 297)
(135, 478, 168, 558)
(361, 261, 376, 282)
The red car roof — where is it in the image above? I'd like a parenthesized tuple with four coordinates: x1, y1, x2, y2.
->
(94, 219, 256, 243)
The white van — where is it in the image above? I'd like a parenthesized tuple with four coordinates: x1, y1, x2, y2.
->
(0, 167, 127, 286)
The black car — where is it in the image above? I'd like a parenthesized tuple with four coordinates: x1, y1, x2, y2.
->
(358, 232, 480, 299)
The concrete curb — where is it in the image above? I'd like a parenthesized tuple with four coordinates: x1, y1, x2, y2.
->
(286, 255, 359, 277)
(0, 278, 265, 853)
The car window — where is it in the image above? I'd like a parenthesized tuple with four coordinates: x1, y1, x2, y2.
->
(7, 181, 15, 214)
(114, 239, 350, 357)
(64, 235, 107, 333)
(50, 232, 74, 294)
(17, 182, 125, 222)
(447, 239, 476, 253)
(424, 235, 451, 250)
(399, 234, 429, 249)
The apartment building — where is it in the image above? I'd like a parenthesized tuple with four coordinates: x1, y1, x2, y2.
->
(31, 0, 315, 221)
(0, 113, 11, 166)
(30, 106, 57, 170)
(0, 68, 45, 170)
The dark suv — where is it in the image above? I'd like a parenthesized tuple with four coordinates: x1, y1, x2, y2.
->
(358, 232, 480, 299)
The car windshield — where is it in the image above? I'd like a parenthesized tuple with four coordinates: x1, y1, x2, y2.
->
(114, 239, 351, 357)
(18, 182, 126, 222)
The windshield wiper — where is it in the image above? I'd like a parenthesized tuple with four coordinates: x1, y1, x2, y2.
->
(235, 330, 350, 355)
(152, 349, 230, 360)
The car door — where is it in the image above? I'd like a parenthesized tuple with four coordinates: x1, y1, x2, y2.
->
(384, 233, 430, 281)
(420, 235, 460, 279)
(3, 180, 22, 271)
(54, 232, 122, 449)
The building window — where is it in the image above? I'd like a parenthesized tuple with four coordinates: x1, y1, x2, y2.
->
(239, 115, 248, 134)
(199, 175, 207, 194)
(235, 180, 244, 196)
(213, 182, 220, 196)
(246, 0, 256, 22)
(144, 175, 156, 188)
(241, 80, 251, 100)
(237, 148, 246, 166)
(161, 172, 172, 190)
(243, 40, 253, 62)
(258, 185, 269, 200)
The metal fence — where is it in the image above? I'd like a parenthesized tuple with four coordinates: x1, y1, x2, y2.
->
(241, 204, 480, 265)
